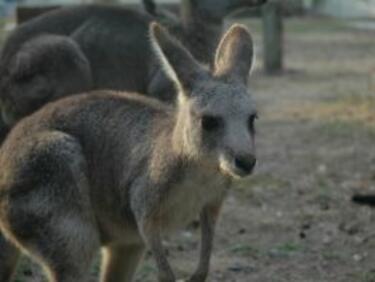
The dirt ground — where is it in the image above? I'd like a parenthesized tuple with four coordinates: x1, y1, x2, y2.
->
(8, 17, 375, 282)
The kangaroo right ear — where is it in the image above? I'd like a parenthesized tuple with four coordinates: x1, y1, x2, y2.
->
(213, 24, 254, 85)
(149, 22, 205, 98)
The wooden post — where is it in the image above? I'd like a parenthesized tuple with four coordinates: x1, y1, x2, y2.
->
(262, 0, 283, 74)
(370, 68, 375, 96)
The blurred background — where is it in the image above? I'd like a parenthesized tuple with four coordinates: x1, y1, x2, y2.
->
(1, 0, 374, 281)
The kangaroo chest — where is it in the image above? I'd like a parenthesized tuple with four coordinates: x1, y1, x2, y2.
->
(160, 167, 228, 232)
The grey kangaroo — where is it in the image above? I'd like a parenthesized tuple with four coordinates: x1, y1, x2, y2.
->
(0, 23, 257, 282)
(0, 0, 266, 135)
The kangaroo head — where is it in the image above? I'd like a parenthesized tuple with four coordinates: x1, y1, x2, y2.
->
(150, 23, 257, 178)
(184, 0, 267, 21)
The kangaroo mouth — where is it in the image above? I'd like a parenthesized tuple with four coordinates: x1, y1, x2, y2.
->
(220, 166, 251, 179)
(219, 159, 254, 179)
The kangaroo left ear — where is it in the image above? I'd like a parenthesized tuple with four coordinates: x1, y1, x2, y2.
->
(149, 22, 205, 98)
(213, 24, 254, 85)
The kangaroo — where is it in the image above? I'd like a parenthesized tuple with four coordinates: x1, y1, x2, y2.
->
(0, 23, 257, 282)
(0, 0, 266, 136)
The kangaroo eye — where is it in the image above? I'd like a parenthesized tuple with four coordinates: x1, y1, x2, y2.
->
(201, 115, 222, 132)
(248, 114, 258, 133)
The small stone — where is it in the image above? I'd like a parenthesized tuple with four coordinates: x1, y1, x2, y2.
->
(354, 236, 364, 244)
(228, 263, 244, 273)
(238, 228, 247, 235)
(339, 222, 361, 235)
(353, 254, 363, 262)
(182, 231, 193, 239)
(301, 223, 311, 230)
(318, 164, 327, 174)
(323, 236, 332, 244)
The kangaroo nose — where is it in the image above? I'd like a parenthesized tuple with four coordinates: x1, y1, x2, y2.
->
(234, 155, 256, 175)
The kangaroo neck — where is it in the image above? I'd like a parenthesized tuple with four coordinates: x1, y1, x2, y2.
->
(147, 111, 185, 182)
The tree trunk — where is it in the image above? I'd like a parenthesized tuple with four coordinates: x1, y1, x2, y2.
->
(262, 0, 283, 74)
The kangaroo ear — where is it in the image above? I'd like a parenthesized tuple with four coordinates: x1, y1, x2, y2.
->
(213, 24, 254, 85)
(149, 22, 205, 97)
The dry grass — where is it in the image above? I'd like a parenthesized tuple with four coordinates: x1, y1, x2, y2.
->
(271, 96, 375, 128)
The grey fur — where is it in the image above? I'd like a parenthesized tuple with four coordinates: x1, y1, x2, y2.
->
(0, 23, 257, 282)
(0, 34, 92, 127)
(0, 0, 266, 133)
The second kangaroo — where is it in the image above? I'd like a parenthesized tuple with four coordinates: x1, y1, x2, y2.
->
(0, 23, 257, 282)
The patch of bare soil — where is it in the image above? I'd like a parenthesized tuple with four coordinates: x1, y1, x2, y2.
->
(12, 18, 375, 282)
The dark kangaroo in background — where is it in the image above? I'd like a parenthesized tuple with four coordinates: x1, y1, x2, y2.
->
(0, 22, 257, 282)
(0, 0, 266, 133)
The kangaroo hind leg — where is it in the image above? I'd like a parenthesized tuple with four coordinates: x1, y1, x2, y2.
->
(100, 243, 145, 282)
(0, 131, 100, 282)
(0, 234, 20, 282)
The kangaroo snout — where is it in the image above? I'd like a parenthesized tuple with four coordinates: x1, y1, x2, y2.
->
(220, 153, 256, 178)
(234, 154, 256, 175)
